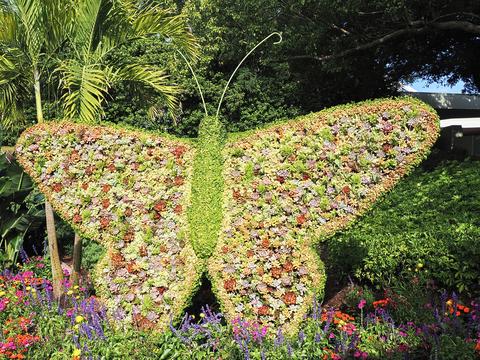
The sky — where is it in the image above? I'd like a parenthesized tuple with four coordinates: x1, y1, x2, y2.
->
(406, 79, 465, 94)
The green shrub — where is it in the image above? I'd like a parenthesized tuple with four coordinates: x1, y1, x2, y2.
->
(327, 160, 480, 294)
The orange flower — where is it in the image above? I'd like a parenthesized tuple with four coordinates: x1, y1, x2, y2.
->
(261, 238, 270, 248)
(283, 292, 297, 305)
(283, 261, 294, 272)
(102, 199, 110, 209)
(271, 267, 282, 279)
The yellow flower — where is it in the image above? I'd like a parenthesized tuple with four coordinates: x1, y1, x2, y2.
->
(73, 285, 79, 289)
(200, 313, 205, 318)
(75, 315, 84, 324)
(73, 348, 81, 357)
(67, 290, 74, 295)
(0, 291, 6, 297)
(26, 286, 31, 291)
(73, 324, 79, 331)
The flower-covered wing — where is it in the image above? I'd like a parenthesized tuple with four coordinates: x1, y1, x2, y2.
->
(209, 97, 439, 334)
(15, 122, 200, 331)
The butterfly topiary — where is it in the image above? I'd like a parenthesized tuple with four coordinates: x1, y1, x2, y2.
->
(15, 33, 439, 335)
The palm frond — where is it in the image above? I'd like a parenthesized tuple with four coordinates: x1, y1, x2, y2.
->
(0, 49, 29, 129)
(115, 63, 180, 119)
(57, 59, 114, 123)
(14, 0, 44, 62)
(130, 4, 199, 59)
(0, 10, 18, 45)
(71, 0, 110, 57)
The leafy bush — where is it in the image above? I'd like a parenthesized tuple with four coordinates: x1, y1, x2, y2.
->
(209, 97, 439, 334)
(327, 159, 480, 294)
(0, 153, 44, 267)
(15, 123, 202, 331)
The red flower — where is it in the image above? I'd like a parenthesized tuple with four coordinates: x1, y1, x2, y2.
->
(85, 165, 95, 176)
(102, 184, 111, 193)
(52, 183, 63, 192)
(69, 150, 80, 162)
(382, 143, 393, 153)
(222, 246, 229, 254)
(296, 214, 307, 225)
(171, 146, 186, 158)
(284, 292, 297, 305)
(341, 186, 350, 195)
(126, 261, 138, 274)
(124, 207, 132, 217)
(139, 246, 148, 257)
(174, 176, 184, 186)
(174, 204, 183, 214)
(81, 183, 88, 190)
(154, 200, 167, 212)
(157, 286, 167, 295)
(258, 305, 269, 316)
(100, 217, 110, 229)
(72, 214, 82, 224)
(110, 252, 125, 267)
(224, 278, 236, 292)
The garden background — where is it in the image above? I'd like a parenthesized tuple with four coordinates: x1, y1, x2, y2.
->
(1, 0, 479, 359)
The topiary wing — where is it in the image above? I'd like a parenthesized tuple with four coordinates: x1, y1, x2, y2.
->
(208, 97, 439, 334)
(15, 122, 201, 331)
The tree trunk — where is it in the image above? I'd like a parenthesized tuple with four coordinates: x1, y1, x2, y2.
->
(45, 201, 63, 299)
(70, 233, 82, 286)
(34, 66, 64, 298)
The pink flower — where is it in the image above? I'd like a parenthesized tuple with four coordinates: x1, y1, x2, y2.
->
(358, 299, 366, 310)
(354, 350, 368, 359)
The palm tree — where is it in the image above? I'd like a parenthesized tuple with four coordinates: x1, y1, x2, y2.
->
(57, 0, 198, 123)
(0, 0, 198, 296)
(0, 0, 73, 298)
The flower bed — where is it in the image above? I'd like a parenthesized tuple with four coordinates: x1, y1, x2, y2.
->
(2, 257, 480, 358)
(15, 123, 201, 331)
(209, 97, 439, 334)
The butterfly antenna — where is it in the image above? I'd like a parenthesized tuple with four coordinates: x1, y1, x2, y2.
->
(176, 49, 208, 116)
(215, 32, 282, 119)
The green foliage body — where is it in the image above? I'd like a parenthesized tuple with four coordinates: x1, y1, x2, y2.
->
(189, 116, 226, 258)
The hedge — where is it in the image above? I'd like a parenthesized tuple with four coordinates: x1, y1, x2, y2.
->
(15, 97, 439, 335)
